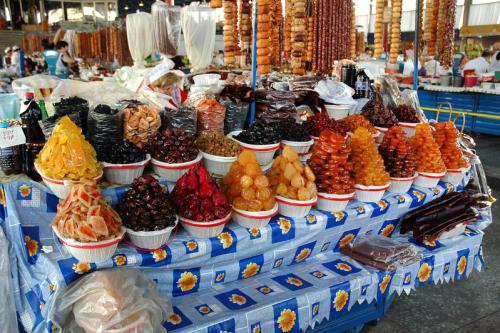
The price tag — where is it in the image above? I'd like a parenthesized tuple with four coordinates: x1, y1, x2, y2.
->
(0, 126, 26, 148)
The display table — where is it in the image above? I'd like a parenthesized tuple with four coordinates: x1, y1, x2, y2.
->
(0, 175, 490, 333)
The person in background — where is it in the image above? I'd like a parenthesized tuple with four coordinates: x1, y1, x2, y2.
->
(489, 42, 500, 72)
(463, 50, 491, 74)
(142, 63, 187, 109)
(55, 40, 76, 78)
(13, 14, 24, 30)
(359, 47, 374, 60)
(2, 47, 12, 68)
(213, 50, 224, 66)
(41, 38, 54, 51)
(10, 46, 21, 73)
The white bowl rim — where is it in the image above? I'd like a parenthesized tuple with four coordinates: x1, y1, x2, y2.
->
(228, 132, 281, 150)
(151, 151, 203, 168)
(275, 195, 318, 206)
(200, 150, 238, 161)
(281, 138, 315, 146)
(317, 191, 355, 200)
(398, 121, 420, 128)
(232, 203, 279, 219)
(35, 163, 103, 185)
(124, 218, 178, 236)
(102, 155, 151, 168)
(446, 166, 469, 174)
(52, 225, 125, 248)
(354, 183, 391, 191)
(390, 174, 418, 181)
(177, 211, 232, 227)
(417, 171, 446, 178)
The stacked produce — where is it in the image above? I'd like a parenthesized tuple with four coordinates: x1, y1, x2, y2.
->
(429, 0, 440, 55)
(391, 104, 420, 123)
(373, 0, 384, 58)
(291, 0, 306, 75)
(257, 0, 271, 74)
(350, 127, 390, 186)
(223, 0, 238, 66)
(102, 141, 147, 164)
(161, 106, 197, 137)
(269, 0, 283, 67)
(400, 192, 480, 243)
(222, 150, 276, 211)
(278, 122, 312, 142)
(171, 165, 231, 221)
(338, 114, 377, 134)
(307, 130, 355, 194)
(267, 146, 317, 200)
(351, 1, 357, 59)
(36, 117, 102, 180)
(361, 99, 398, 128)
(418, 0, 424, 50)
(436, 0, 446, 55)
(123, 104, 161, 149)
(409, 123, 446, 173)
(433, 122, 468, 169)
(378, 126, 417, 178)
(147, 128, 199, 163)
(234, 121, 281, 145)
(52, 182, 122, 242)
(196, 99, 226, 135)
(439, 0, 457, 68)
(239, 0, 252, 62)
(303, 112, 346, 137)
(196, 132, 241, 157)
(118, 175, 177, 231)
(423, 0, 434, 52)
(284, 0, 292, 60)
(389, 0, 402, 64)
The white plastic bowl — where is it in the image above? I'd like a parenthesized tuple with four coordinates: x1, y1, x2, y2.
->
(201, 151, 237, 178)
(414, 171, 446, 188)
(389, 174, 417, 194)
(442, 167, 468, 186)
(178, 212, 232, 238)
(53, 226, 125, 263)
(35, 163, 103, 199)
(151, 152, 202, 182)
(316, 192, 355, 212)
(124, 218, 178, 250)
(398, 122, 419, 138)
(275, 195, 317, 217)
(193, 73, 221, 86)
(325, 104, 353, 120)
(281, 139, 314, 158)
(374, 126, 388, 143)
(229, 133, 280, 166)
(354, 183, 390, 203)
(102, 155, 151, 185)
(232, 203, 278, 228)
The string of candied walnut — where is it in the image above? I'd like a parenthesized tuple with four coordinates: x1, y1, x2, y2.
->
(239, 0, 252, 65)
(351, 1, 357, 59)
(373, 0, 384, 58)
(388, 0, 402, 64)
(257, 0, 271, 74)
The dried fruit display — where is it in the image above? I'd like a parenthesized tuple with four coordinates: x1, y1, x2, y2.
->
(118, 175, 177, 231)
(239, 0, 252, 64)
(196, 132, 241, 157)
(123, 104, 161, 149)
(373, 0, 384, 58)
(338, 114, 376, 134)
(171, 165, 231, 221)
(223, 0, 238, 66)
(388, 0, 402, 64)
(196, 99, 226, 135)
(234, 120, 281, 145)
(303, 112, 346, 137)
(379, 126, 417, 178)
(284, 0, 292, 60)
(147, 128, 199, 163)
(391, 104, 419, 123)
(221, 150, 276, 211)
(351, 2, 357, 59)
(52, 182, 122, 242)
(291, 0, 306, 75)
(361, 98, 398, 128)
(428, 0, 440, 55)
(210, 0, 222, 8)
(436, 0, 446, 55)
(257, 0, 271, 74)
(439, 0, 457, 68)
(433, 122, 468, 169)
(36, 116, 102, 180)
(269, 0, 283, 67)
(277, 122, 311, 142)
(423, 0, 434, 52)
(410, 123, 446, 173)
(350, 127, 390, 186)
(307, 130, 354, 194)
(102, 141, 147, 164)
(267, 146, 317, 200)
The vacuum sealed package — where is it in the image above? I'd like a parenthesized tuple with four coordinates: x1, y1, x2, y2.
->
(196, 99, 225, 135)
(341, 235, 422, 271)
(87, 104, 123, 160)
(161, 106, 197, 137)
(49, 269, 171, 333)
(219, 85, 253, 134)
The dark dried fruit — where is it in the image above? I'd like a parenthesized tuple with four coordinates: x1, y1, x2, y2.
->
(147, 128, 199, 163)
(361, 99, 398, 128)
(303, 112, 346, 137)
(235, 120, 281, 145)
(102, 141, 147, 164)
(391, 104, 419, 123)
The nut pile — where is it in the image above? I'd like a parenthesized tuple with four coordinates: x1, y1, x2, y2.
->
(196, 132, 241, 157)
(148, 128, 199, 163)
(123, 104, 161, 149)
(118, 175, 177, 232)
(378, 126, 417, 178)
(234, 120, 281, 145)
(102, 141, 147, 164)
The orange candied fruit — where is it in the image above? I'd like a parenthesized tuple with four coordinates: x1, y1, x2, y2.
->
(433, 122, 468, 170)
(409, 123, 446, 173)
(338, 114, 377, 134)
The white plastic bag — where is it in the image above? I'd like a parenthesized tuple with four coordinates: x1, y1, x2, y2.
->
(314, 79, 356, 105)
(11, 74, 61, 98)
(49, 269, 171, 333)
(127, 12, 154, 68)
(0, 228, 19, 333)
(181, 4, 217, 70)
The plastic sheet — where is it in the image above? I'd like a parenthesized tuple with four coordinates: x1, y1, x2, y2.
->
(152, 1, 182, 57)
(11, 74, 60, 98)
(314, 79, 356, 105)
(0, 228, 18, 333)
(49, 269, 171, 333)
(127, 12, 154, 68)
(87, 105, 123, 160)
(161, 106, 197, 137)
(181, 4, 217, 70)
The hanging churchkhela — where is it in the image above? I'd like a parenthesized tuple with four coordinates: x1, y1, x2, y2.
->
(440, 0, 457, 69)
(257, 0, 271, 74)
(388, 0, 402, 64)
(291, 0, 306, 75)
(373, 0, 384, 58)
(223, 0, 238, 66)
(239, 0, 252, 65)
(269, 0, 283, 67)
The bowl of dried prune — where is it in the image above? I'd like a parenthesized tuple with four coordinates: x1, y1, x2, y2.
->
(229, 121, 281, 166)
(148, 128, 202, 182)
(391, 104, 421, 138)
(278, 122, 314, 162)
(117, 175, 178, 249)
(101, 141, 150, 184)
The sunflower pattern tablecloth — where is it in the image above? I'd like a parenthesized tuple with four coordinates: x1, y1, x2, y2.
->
(0, 174, 489, 333)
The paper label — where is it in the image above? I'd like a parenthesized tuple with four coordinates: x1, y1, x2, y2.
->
(0, 126, 26, 148)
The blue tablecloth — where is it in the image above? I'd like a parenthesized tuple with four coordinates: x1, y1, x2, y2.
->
(0, 174, 490, 333)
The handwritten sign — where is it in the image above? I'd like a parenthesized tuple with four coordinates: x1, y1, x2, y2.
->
(0, 126, 26, 148)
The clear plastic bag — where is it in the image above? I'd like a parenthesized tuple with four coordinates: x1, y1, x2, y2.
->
(87, 105, 123, 160)
(196, 99, 225, 135)
(49, 268, 171, 333)
(220, 98, 249, 134)
(152, 2, 182, 57)
(314, 79, 356, 105)
(160, 106, 197, 137)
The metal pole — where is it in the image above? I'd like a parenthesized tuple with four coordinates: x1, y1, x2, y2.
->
(249, 0, 258, 125)
(413, 0, 420, 90)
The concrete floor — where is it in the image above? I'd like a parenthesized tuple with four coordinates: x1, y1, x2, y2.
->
(364, 134, 500, 333)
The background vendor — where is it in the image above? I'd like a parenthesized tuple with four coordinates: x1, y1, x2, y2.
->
(462, 50, 491, 74)
(142, 63, 187, 109)
(55, 40, 76, 78)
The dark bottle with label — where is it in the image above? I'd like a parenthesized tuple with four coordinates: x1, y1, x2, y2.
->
(354, 69, 371, 99)
(20, 92, 45, 181)
(0, 123, 22, 175)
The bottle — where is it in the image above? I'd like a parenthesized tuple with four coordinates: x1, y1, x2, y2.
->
(20, 92, 45, 181)
(0, 123, 22, 175)
(355, 72, 365, 99)
(38, 99, 48, 122)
